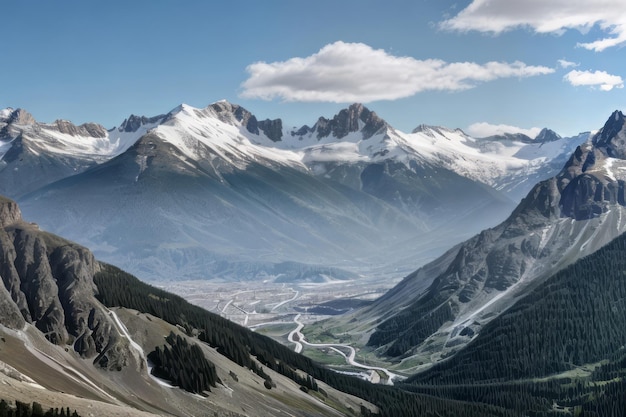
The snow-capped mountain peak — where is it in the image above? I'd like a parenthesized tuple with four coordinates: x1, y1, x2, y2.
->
(0, 107, 16, 121)
(1, 108, 36, 126)
(0, 101, 594, 203)
(143, 102, 304, 172)
(398, 124, 590, 200)
(534, 127, 561, 143)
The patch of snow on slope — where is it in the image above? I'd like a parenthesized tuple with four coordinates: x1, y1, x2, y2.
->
(0, 108, 13, 120)
(107, 120, 163, 157)
(399, 128, 589, 189)
(605, 158, 616, 181)
(20, 119, 161, 161)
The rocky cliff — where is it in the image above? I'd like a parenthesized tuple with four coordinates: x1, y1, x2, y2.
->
(0, 196, 129, 369)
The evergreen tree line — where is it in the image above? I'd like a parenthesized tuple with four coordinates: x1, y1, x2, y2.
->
(0, 400, 80, 417)
(147, 331, 221, 394)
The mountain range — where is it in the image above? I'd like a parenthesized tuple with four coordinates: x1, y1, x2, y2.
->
(1, 101, 626, 416)
(1, 102, 588, 282)
(315, 110, 626, 375)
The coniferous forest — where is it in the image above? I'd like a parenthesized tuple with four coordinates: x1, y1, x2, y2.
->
(147, 331, 221, 394)
(94, 230, 626, 417)
(0, 399, 80, 417)
(404, 231, 626, 416)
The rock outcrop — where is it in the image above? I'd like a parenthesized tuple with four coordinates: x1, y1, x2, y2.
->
(118, 114, 165, 133)
(52, 119, 107, 138)
(0, 196, 129, 369)
(314, 103, 388, 140)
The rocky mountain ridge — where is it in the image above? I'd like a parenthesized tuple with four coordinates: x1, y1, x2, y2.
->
(1, 102, 589, 200)
(15, 102, 516, 282)
(0, 108, 156, 198)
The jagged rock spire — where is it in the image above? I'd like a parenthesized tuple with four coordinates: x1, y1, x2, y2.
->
(593, 110, 626, 159)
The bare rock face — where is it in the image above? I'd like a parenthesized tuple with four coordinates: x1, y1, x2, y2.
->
(0, 227, 27, 329)
(534, 128, 561, 143)
(0, 198, 30, 325)
(7, 108, 36, 126)
(205, 101, 285, 142)
(258, 118, 283, 142)
(52, 119, 107, 138)
(12, 229, 68, 344)
(593, 110, 626, 159)
(119, 114, 165, 133)
(0, 196, 129, 370)
(314, 103, 388, 140)
(554, 111, 626, 220)
(0, 197, 22, 227)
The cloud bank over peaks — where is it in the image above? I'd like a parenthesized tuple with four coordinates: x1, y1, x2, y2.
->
(441, 0, 626, 52)
(467, 122, 542, 138)
(240, 41, 554, 103)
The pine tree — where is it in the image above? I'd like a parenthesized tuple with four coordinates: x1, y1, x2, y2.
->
(0, 400, 8, 417)
(31, 402, 44, 417)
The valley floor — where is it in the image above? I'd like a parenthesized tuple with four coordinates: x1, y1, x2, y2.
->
(162, 278, 404, 382)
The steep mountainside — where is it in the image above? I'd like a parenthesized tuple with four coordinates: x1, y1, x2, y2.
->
(0, 196, 381, 416)
(18, 102, 513, 281)
(0, 196, 129, 369)
(410, 230, 626, 384)
(400, 230, 626, 416)
(335, 110, 626, 369)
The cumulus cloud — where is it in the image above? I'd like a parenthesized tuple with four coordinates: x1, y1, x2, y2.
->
(466, 122, 542, 138)
(564, 69, 624, 91)
(240, 42, 554, 102)
(558, 59, 578, 69)
(441, 0, 626, 51)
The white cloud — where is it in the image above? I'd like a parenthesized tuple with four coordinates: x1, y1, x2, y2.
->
(467, 122, 542, 138)
(558, 59, 578, 69)
(564, 69, 624, 91)
(240, 42, 554, 102)
(441, 0, 626, 51)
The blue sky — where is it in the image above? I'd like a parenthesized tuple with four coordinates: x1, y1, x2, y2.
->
(1, 0, 625, 137)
